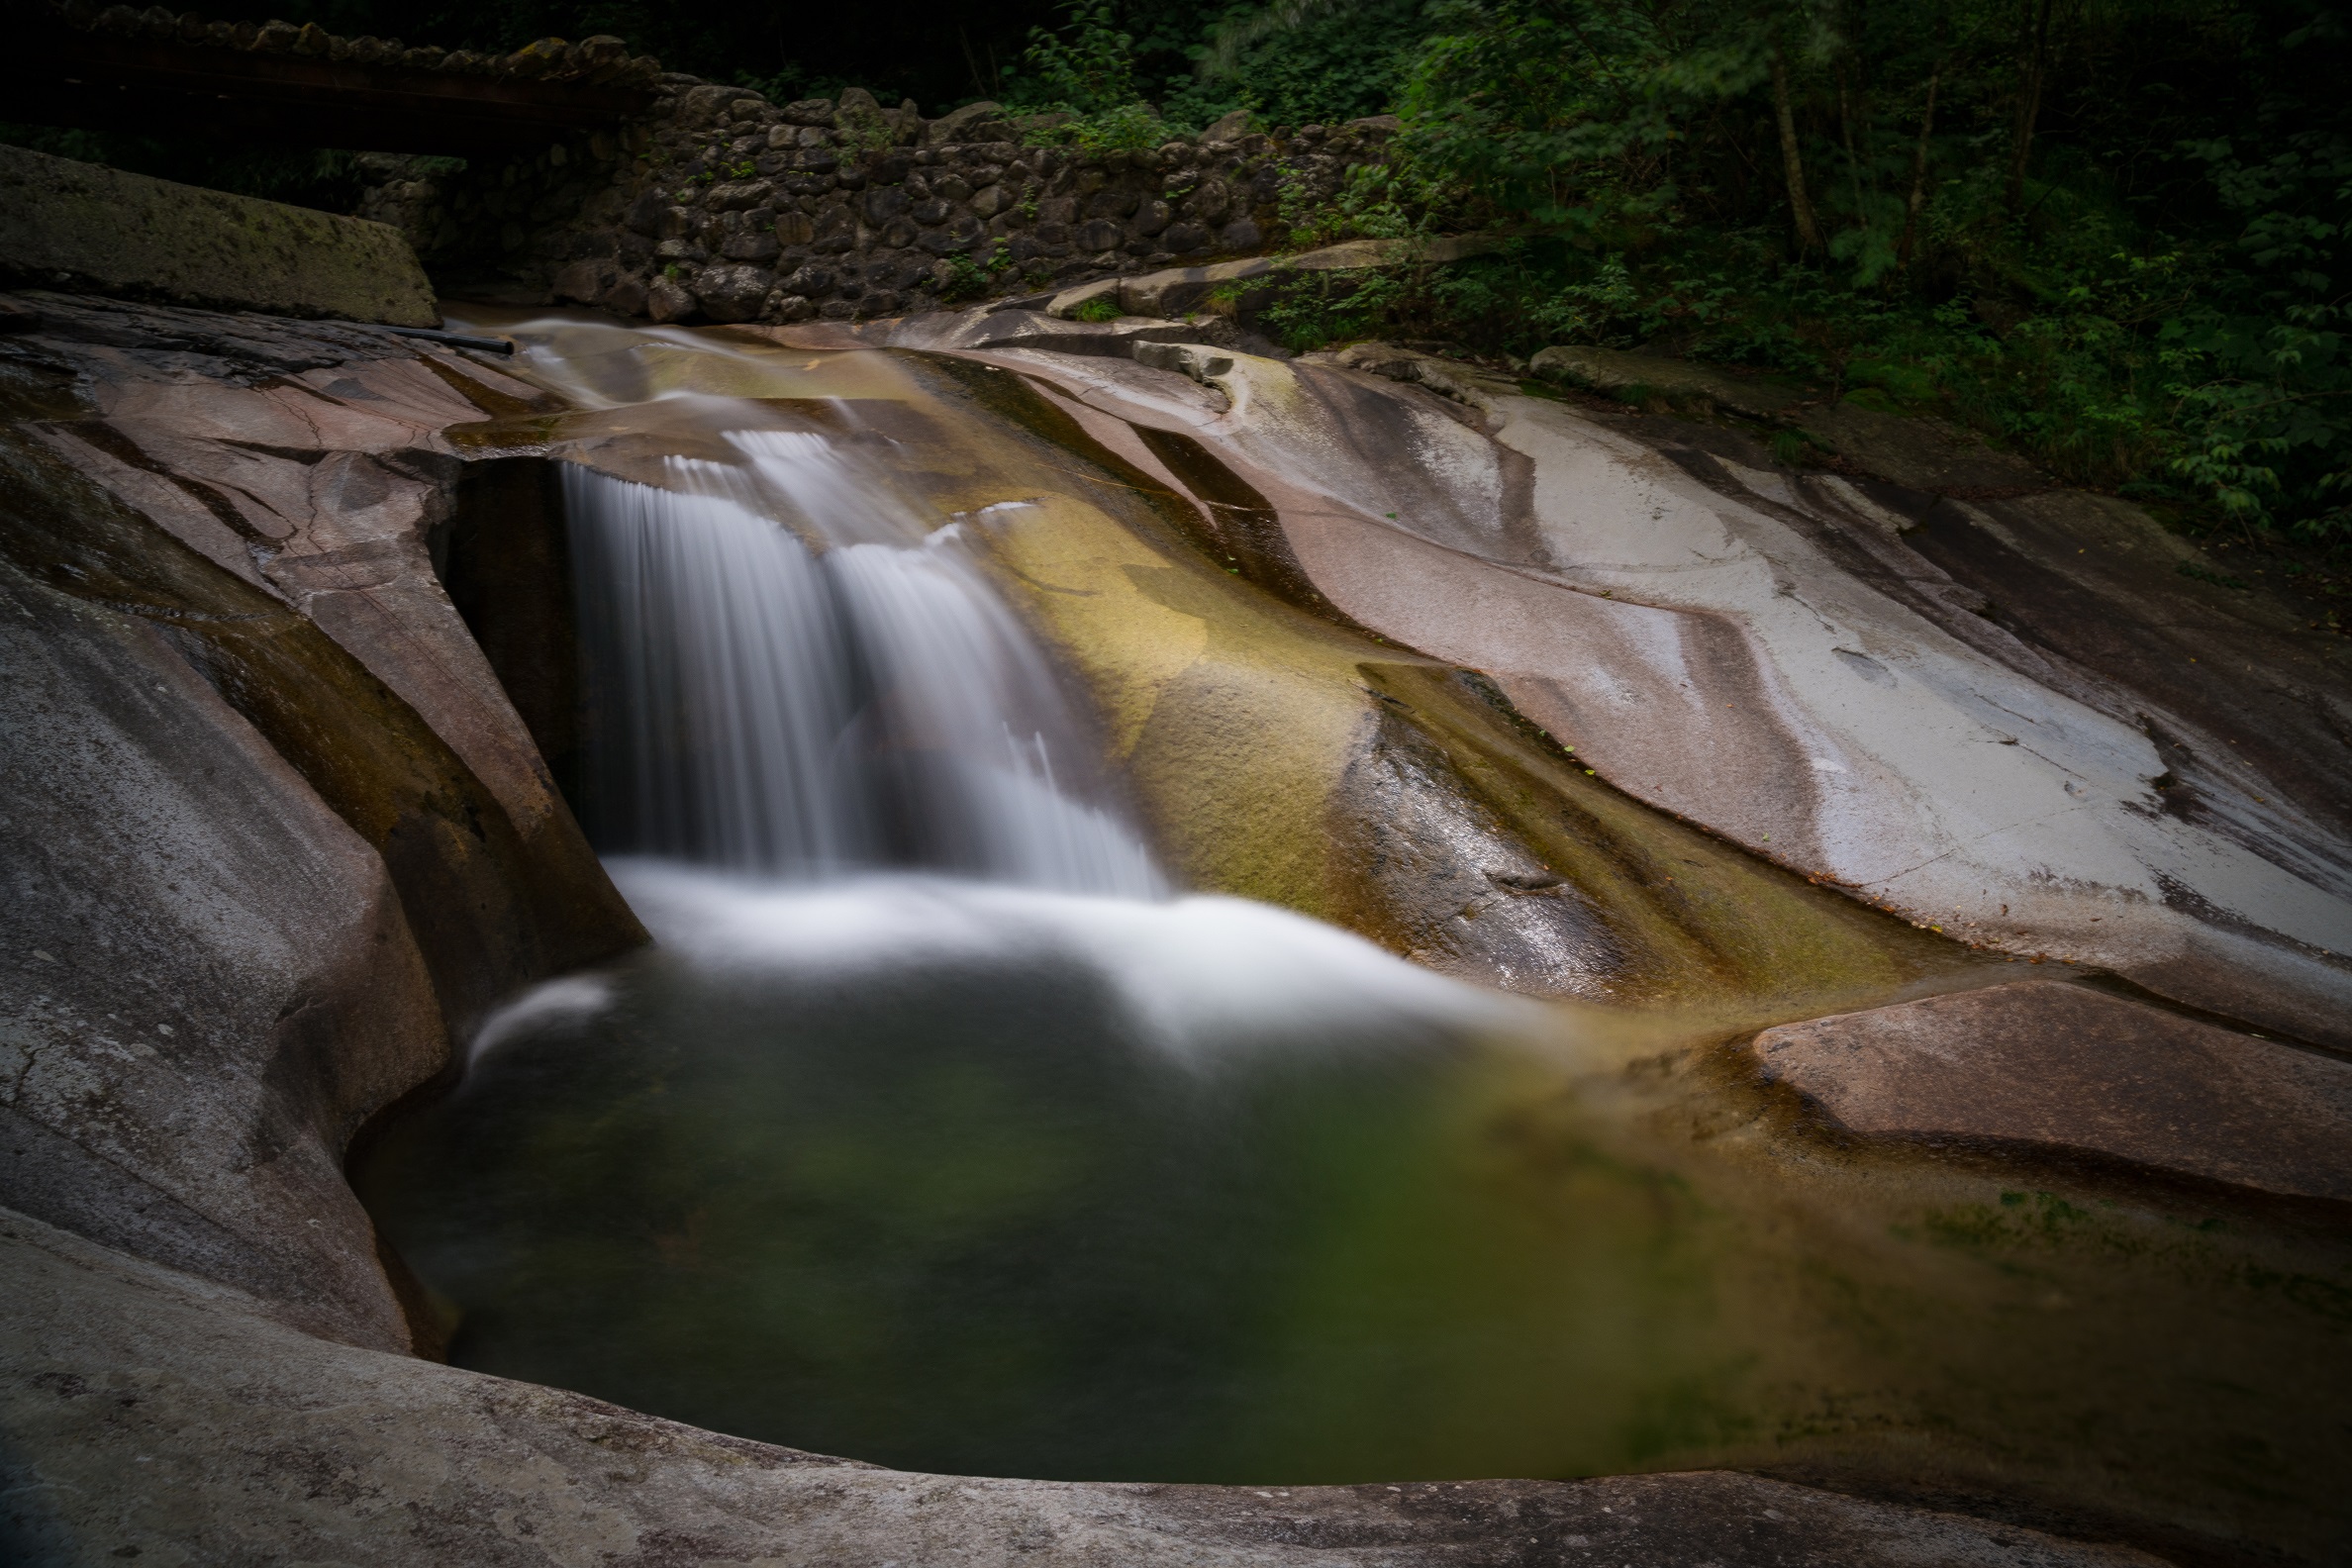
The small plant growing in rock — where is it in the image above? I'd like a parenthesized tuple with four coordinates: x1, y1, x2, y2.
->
(1073, 294, 1126, 323)
(834, 98, 898, 154)
(939, 244, 1018, 302)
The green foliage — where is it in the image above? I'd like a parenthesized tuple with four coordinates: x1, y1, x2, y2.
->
(1231, 0, 2352, 542)
(939, 242, 1022, 301)
(1005, 0, 1192, 145)
(1278, 161, 1426, 248)
(1073, 293, 1128, 321)
(1172, 0, 1431, 128)
(1008, 0, 1145, 113)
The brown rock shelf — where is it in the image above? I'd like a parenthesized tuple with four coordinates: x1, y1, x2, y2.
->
(1753, 979, 2352, 1201)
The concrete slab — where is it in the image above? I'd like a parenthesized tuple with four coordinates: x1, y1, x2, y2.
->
(0, 146, 437, 326)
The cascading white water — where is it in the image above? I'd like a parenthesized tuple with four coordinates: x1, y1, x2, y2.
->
(563, 424, 1164, 896)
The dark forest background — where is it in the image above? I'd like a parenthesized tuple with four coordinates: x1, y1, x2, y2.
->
(7, 0, 2347, 554)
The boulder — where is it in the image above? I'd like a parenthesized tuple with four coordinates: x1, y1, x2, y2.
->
(1200, 108, 1253, 145)
(1752, 980, 2352, 1199)
(648, 274, 696, 321)
(1132, 340, 1234, 384)
(549, 256, 613, 303)
(926, 99, 1010, 146)
(0, 146, 436, 327)
(692, 262, 774, 322)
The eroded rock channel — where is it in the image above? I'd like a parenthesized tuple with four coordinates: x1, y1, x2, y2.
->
(4, 292, 2350, 1568)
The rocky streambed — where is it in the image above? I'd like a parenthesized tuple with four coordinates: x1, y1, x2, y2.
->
(3, 286, 2350, 1566)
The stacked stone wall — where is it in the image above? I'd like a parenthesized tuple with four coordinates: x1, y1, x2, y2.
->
(37, 6, 1401, 324)
(359, 82, 1402, 324)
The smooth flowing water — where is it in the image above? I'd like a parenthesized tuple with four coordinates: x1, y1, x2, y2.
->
(565, 411, 1159, 892)
(359, 318, 2352, 1559)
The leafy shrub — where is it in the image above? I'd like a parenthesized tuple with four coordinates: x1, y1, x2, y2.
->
(1004, 1, 1192, 146)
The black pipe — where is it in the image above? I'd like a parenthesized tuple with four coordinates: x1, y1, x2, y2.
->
(378, 325, 517, 355)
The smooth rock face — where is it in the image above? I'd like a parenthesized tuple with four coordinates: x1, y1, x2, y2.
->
(0, 296, 2319, 1564)
(1752, 980, 2352, 1199)
(906, 325, 2352, 1045)
(0, 146, 438, 326)
(0, 1208, 2167, 1568)
(0, 294, 640, 1347)
(864, 343, 1962, 1012)
(0, 539, 439, 1352)
(1331, 708, 1630, 994)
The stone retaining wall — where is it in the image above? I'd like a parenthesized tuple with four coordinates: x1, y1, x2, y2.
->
(38, 7, 1403, 324)
(357, 82, 1403, 324)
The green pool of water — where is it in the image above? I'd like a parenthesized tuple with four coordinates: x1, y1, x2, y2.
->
(353, 871, 2352, 1561)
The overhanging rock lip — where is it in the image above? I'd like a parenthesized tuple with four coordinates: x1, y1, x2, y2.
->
(0, 145, 440, 328)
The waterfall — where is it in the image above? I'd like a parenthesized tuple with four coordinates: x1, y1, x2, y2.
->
(562, 428, 1164, 897)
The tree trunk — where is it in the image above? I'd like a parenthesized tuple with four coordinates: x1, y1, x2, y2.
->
(1898, 63, 1941, 265)
(1771, 48, 1824, 254)
(2007, 0, 2054, 214)
(1838, 66, 1866, 218)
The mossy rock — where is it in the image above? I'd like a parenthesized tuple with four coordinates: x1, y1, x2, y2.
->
(0, 145, 437, 327)
(901, 351, 1972, 1020)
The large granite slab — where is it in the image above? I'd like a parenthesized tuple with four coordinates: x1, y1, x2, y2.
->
(907, 326, 2352, 1048)
(1752, 980, 2352, 1200)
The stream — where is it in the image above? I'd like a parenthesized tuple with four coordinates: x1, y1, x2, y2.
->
(352, 318, 2352, 1556)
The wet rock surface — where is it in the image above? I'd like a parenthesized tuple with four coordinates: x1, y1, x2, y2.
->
(3, 292, 2344, 1565)
(1331, 708, 1631, 994)
(0, 293, 639, 1346)
(860, 339, 1964, 1011)
(0, 1208, 2170, 1567)
(929, 328, 2349, 1044)
(1752, 980, 2352, 1200)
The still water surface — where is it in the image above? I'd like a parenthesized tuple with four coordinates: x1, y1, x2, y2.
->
(355, 862, 2352, 1558)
